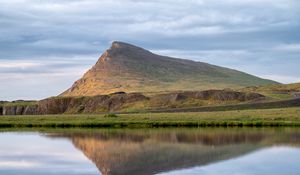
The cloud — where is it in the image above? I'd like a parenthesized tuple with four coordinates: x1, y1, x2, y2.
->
(0, 61, 42, 69)
(0, 56, 96, 100)
(274, 44, 300, 52)
(0, 161, 40, 168)
(260, 75, 300, 84)
(0, 55, 96, 74)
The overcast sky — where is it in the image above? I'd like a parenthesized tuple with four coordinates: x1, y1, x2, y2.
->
(0, 0, 300, 100)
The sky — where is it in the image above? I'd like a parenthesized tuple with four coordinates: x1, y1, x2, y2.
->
(0, 0, 300, 100)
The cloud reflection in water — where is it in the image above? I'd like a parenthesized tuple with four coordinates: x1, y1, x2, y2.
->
(0, 133, 99, 175)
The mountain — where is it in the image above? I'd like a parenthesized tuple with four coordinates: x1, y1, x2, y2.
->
(61, 41, 278, 96)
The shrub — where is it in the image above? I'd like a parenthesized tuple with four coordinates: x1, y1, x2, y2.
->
(104, 113, 119, 118)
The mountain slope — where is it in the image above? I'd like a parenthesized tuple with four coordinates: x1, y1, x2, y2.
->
(61, 41, 278, 96)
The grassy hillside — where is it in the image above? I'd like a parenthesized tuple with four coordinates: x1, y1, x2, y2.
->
(242, 83, 300, 100)
(61, 41, 277, 96)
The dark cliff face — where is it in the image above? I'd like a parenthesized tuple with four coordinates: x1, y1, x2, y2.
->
(151, 90, 264, 104)
(0, 100, 38, 115)
(36, 93, 149, 114)
(2, 105, 38, 115)
(37, 97, 74, 114)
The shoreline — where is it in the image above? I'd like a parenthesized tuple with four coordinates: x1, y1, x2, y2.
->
(0, 107, 300, 128)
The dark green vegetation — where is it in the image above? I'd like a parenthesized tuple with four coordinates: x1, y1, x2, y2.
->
(0, 107, 300, 128)
(104, 113, 119, 118)
(61, 41, 277, 97)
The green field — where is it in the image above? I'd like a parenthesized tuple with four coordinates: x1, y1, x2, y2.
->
(1, 107, 300, 128)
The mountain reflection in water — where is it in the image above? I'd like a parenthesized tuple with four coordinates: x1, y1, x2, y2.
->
(47, 128, 300, 175)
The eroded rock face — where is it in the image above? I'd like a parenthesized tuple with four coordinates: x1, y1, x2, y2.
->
(105, 93, 149, 111)
(149, 90, 265, 108)
(36, 93, 149, 114)
(2, 106, 17, 115)
(2, 105, 38, 115)
(37, 97, 73, 114)
(158, 90, 264, 102)
(183, 90, 264, 101)
(23, 105, 38, 115)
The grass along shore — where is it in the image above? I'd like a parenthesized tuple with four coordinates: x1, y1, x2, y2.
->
(0, 107, 300, 128)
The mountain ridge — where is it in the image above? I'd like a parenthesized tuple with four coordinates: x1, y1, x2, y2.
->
(61, 41, 278, 96)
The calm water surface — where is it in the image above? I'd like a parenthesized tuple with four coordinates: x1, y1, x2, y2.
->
(0, 128, 300, 175)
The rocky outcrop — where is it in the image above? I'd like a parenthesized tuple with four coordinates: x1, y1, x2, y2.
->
(294, 92, 300, 98)
(36, 92, 149, 114)
(23, 105, 38, 115)
(181, 90, 264, 102)
(1, 90, 265, 115)
(149, 90, 265, 108)
(37, 97, 74, 114)
(2, 105, 38, 115)
(156, 90, 265, 102)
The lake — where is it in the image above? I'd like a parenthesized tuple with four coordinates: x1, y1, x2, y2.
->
(0, 128, 300, 175)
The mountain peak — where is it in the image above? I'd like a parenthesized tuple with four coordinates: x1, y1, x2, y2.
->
(61, 42, 278, 96)
(111, 41, 132, 48)
(107, 41, 150, 58)
(110, 41, 144, 51)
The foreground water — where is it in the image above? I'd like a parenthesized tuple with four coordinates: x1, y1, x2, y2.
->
(0, 128, 300, 175)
